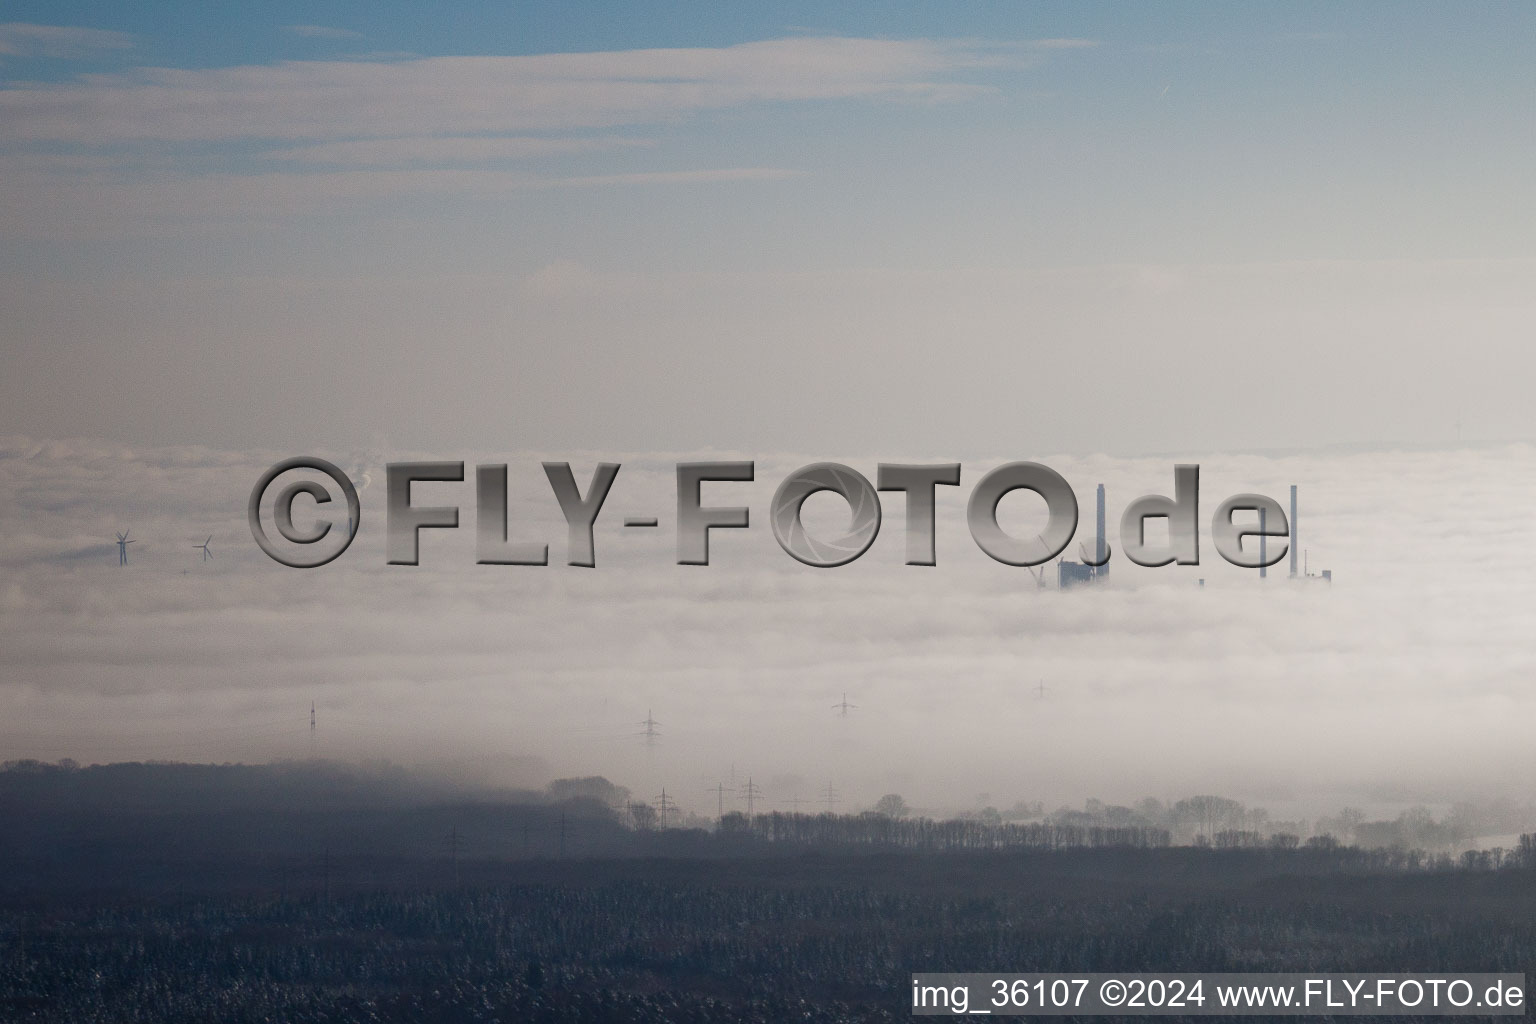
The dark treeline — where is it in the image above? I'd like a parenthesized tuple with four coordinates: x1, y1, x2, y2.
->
(0, 761, 625, 898)
(0, 762, 1176, 900)
(1029, 795, 1534, 853)
(719, 810, 1169, 851)
(2, 761, 1533, 903)
(3, 761, 1536, 1021)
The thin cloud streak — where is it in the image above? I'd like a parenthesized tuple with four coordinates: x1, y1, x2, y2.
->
(282, 25, 364, 41)
(0, 23, 133, 58)
(0, 37, 1040, 144)
(268, 135, 655, 166)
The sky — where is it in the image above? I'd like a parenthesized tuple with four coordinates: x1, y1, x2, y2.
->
(1, 4, 1533, 821)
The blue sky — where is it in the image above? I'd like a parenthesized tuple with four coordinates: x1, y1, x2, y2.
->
(3, 4, 1532, 274)
(4, 3, 1530, 69)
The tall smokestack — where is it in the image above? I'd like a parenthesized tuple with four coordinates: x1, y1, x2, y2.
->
(1260, 507, 1267, 579)
(1289, 485, 1298, 578)
(1095, 483, 1107, 578)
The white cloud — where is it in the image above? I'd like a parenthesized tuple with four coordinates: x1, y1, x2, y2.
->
(0, 22, 133, 58)
(0, 35, 1079, 230)
(0, 37, 1022, 144)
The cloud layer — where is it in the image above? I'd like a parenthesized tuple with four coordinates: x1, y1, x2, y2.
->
(0, 37, 1008, 144)
(2, 436, 1533, 821)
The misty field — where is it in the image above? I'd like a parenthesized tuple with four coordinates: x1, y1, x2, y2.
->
(4, 847, 1536, 1023)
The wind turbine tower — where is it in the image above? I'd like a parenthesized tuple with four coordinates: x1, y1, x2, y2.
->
(115, 530, 134, 565)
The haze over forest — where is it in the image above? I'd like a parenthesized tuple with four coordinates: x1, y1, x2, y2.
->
(3, 6, 1534, 827)
(3, 438, 1533, 826)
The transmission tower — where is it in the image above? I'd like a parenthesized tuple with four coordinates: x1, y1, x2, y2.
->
(821, 782, 840, 812)
(707, 781, 735, 823)
(638, 709, 661, 746)
(741, 777, 762, 823)
(655, 788, 675, 830)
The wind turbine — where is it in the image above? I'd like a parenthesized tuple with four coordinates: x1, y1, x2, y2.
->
(115, 530, 134, 566)
(194, 536, 213, 561)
